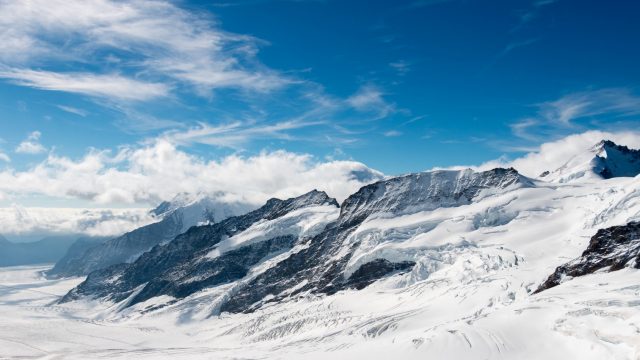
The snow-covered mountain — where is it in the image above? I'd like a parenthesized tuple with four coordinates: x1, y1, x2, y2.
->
(535, 221, 640, 292)
(0, 234, 98, 267)
(47, 194, 254, 278)
(61, 190, 340, 305)
(4, 138, 640, 360)
(62, 168, 532, 309)
(540, 139, 640, 182)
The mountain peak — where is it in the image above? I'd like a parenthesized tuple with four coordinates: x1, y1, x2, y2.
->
(262, 190, 339, 220)
(539, 139, 640, 182)
(591, 139, 640, 179)
(339, 167, 532, 224)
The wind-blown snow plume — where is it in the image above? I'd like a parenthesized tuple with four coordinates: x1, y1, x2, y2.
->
(478, 130, 640, 179)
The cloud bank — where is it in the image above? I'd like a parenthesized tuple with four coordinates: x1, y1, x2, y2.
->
(0, 140, 383, 207)
(0, 206, 153, 238)
(0, 140, 383, 237)
(2, 131, 639, 237)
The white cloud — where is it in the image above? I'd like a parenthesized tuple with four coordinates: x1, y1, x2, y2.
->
(0, 68, 170, 102)
(161, 120, 325, 149)
(539, 88, 640, 126)
(15, 131, 47, 154)
(347, 85, 386, 110)
(0, 206, 153, 237)
(0, 0, 289, 100)
(346, 85, 396, 119)
(509, 88, 640, 142)
(478, 130, 640, 178)
(57, 105, 88, 117)
(383, 130, 402, 137)
(0, 152, 10, 162)
(0, 140, 383, 209)
(389, 60, 411, 76)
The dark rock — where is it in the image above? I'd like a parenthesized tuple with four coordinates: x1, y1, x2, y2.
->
(346, 259, 416, 290)
(49, 197, 252, 278)
(221, 168, 533, 313)
(61, 190, 339, 306)
(592, 140, 640, 179)
(534, 221, 640, 293)
(64, 169, 533, 315)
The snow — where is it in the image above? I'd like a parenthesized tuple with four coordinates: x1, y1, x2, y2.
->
(1, 170, 640, 358)
(161, 194, 255, 234)
(205, 204, 338, 259)
(1, 262, 639, 359)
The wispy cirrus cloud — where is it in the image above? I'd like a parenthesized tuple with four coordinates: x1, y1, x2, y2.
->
(160, 120, 326, 149)
(496, 38, 539, 60)
(0, 0, 405, 147)
(512, 0, 558, 32)
(57, 105, 88, 117)
(537, 88, 640, 126)
(505, 88, 640, 146)
(0, 68, 170, 102)
(346, 84, 397, 119)
(383, 130, 402, 137)
(389, 60, 411, 76)
(0, 0, 290, 102)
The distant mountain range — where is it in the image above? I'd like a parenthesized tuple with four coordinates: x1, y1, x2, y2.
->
(47, 195, 254, 278)
(0, 235, 106, 267)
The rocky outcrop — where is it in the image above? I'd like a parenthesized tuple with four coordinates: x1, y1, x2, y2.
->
(221, 168, 533, 313)
(48, 196, 252, 278)
(62, 168, 533, 314)
(592, 140, 640, 179)
(535, 221, 640, 293)
(61, 190, 339, 305)
(541, 140, 640, 183)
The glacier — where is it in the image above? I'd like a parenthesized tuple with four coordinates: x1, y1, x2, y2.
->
(0, 139, 640, 359)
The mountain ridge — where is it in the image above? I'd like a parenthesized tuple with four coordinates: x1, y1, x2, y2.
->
(47, 195, 253, 278)
(540, 139, 640, 182)
(61, 167, 534, 315)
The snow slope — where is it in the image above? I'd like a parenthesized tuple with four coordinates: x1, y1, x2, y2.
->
(538, 139, 640, 182)
(1, 140, 640, 359)
(47, 194, 254, 278)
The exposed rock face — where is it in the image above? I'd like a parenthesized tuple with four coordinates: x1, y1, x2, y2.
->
(47, 197, 251, 278)
(47, 237, 109, 276)
(62, 168, 533, 314)
(61, 190, 339, 305)
(542, 140, 640, 183)
(592, 140, 640, 179)
(221, 168, 533, 313)
(535, 222, 640, 293)
(345, 259, 416, 290)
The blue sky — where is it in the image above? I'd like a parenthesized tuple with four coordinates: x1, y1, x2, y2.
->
(0, 0, 639, 212)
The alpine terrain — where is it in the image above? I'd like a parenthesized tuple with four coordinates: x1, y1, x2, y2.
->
(2, 139, 640, 360)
